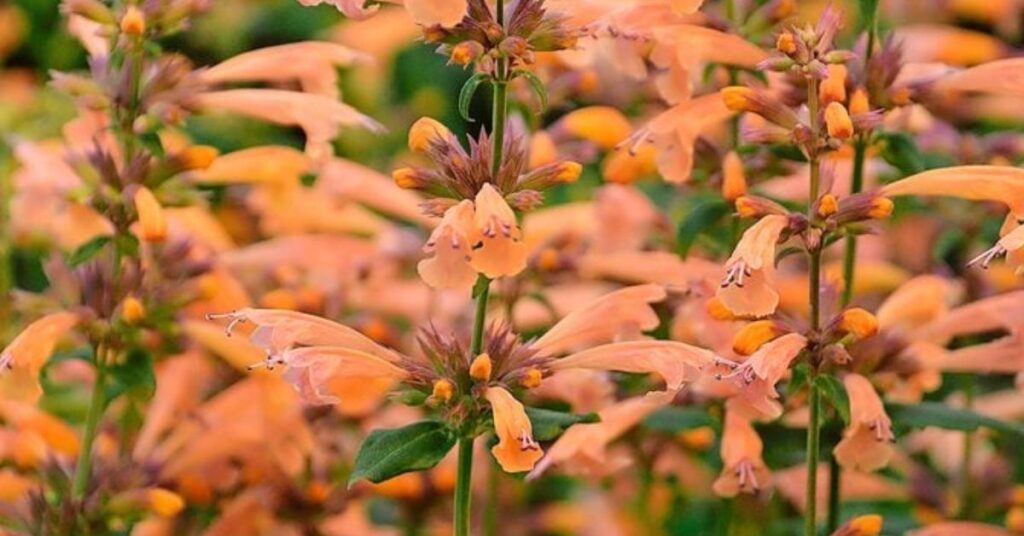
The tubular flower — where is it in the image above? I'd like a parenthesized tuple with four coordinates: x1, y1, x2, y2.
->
(485, 387, 542, 473)
(716, 214, 792, 317)
(469, 184, 528, 279)
(408, 117, 453, 153)
(824, 102, 854, 140)
(712, 407, 771, 497)
(883, 166, 1024, 271)
(417, 200, 478, 290)
(720, 333, 808, 420)
(134, 186, 167, 242)
(833, 374, 895, 472)
(721, 151, 747, 202)
(0, 312, 79, 403)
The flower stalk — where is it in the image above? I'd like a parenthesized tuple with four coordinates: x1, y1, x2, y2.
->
(805, 73, 823, 536)
(72, 348, 107, 498)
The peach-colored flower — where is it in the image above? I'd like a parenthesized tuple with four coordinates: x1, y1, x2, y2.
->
(833, 374, 895, 472)
(624, 92, 735, 182)
(192, 146, 310, 185)
(404, 0, 468, 27)
(875, 275, 960, 336)
(527, 391, 674, 478)
(319, 158, 434, 228)
(0, 312, 79, 403)
(297, 0, 385, 20)
(468, 183, 528, 279)
(550, 339, 716, 391)
(133, 186, 168, 242)
(712, 407, 770, 497)
(532, 284, 664, 355)
(485, 386, 543, 473)
(937, 57, 1024, 97)
(721, 333, 808, 420)
(716, 214, 791, 317)
(191, 90, 383, 162)
(418, 200, 479, 290)
(199, 42, 370, 99)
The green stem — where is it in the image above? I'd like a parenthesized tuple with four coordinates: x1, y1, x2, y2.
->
(72, 357, 106, 499)
(805, 378, 821, 536)
(840, 139, 866, 306)
(454, 437, 475, 536)
(484, 457, 499, 536)
(491, 79, 508, 178)
(827, 451, 842, 532)
(0, 144, 12, 344)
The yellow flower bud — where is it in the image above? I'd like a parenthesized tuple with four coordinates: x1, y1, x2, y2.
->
(408, 117, 451, 152)
(120, 5, 145, 36)
(536, 247, 561, 271)
(722, 86, 756, 112)
(825, 102, 854, 140)
(839, 308, 879, 339)
(849, 88, 870, 115)
(817, 194, 839, 217)
(392, 167, 422, 189)
(776, 32, 797, 54)
(735, 196, 759, 218)
(470, 353, 493, 381)
(521, 368, 543, 389)
(180, 145, 219, 170)
(133, 186, 167, 242)
(679, 426, 715, 450)
(705, 297, 736, 321)
(848, 514, 883, 535)
(561, 107, 632, 150)
(890, 86, 912, 106)
(432, 379, 454, 402)
(146, 489, 185, 517)
(868, 197, 894, 219)
(1008, 506, 1024, 533)
(732, 320, 785, 356)
(450, 41, 483, 66)
(554, 161, 582, 183)
(121, 296, 145, 323)
(721, 151, 747, 202)
(820, 65, 848, 105)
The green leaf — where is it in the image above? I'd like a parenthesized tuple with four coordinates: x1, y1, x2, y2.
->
(878, 132, 925, 176)
(67, 235, 111, 267)
(643, 407, 716, 433)
(676, 199, 729, 257)
(788, 362, 811, 394)
(887, 402, 1024, 437)
(114, 233, 140, 259)
(513, 69, 548, 114)
(349, 421, 456, 485)
(526, 407, 600, 441)
(458, 73, 490, 122)
(105, 348, 156, 404)
(816, 375, 850, 425)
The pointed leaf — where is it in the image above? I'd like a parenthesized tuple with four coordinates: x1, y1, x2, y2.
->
(816, 374, 850, 425)
(643, 407, 716, 433)
(68, 235, 111, 267)
(525, 407, 600, 441)
(349, 421, 457, 485)
(513, 69, 548, 114)
(887, 402, 1024, 437)
(459, 73, 490, 122)
(676, 199, 729, 257)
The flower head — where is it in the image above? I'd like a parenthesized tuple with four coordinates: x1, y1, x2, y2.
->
(713, 407, 771, 497)
(833, 374, 895, 472)
(717, 214, 793, 317)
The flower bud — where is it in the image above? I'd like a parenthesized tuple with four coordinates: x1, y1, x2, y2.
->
(432, 379, 454, 402)
(121, 296, 145, 323)
(392, 167, 426, 190)
(1008, 507, 1024, 533)
(776, 32, 797, 54)
(721, 151, 747, 202)
(868, 197, 893, 219)
(450, 41, 484, 66)
(722, 86, 799, 129)
(110, 488, 185, 518)
(732, 320, 785, 356)
(849, 88, 870, 115)
(521, 368, 543, 389)
(408, 117, 451, 152)
(734, 195, 788, 218)
(120, 5, 145, 36)
(470, 353, 492, 381)
(560, 107, 631, 150)
(180, 145, 219, 171)
(845, 514, 883, 536)
(680, 427, 715, 450)
(825, 102, 854, 140)
(553, 161, 583, 183)
(838, 308, 879, 339)
(819, 65, 847, 104)
(133, 187, 167, 242)
(536, 248, 561, 271)
(705, 297, 736, 321)
(817, 194, 838, 217)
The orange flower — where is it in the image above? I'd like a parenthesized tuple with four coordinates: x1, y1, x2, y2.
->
(0, 312, 79, 403)
(134, 186, 167, 242)
(834, 374, 895, 472)
(485, 387, 542, 473)
(716, 214, 790, 317)
(527, 391, 674, 479)
(712, 407, 771, 497)
(404, 0, 468, 27)
(532, 284, 665, 355)
(468, 184, 528, 279)
(721, 333, 807, 420)
(417, 200, 478, 290)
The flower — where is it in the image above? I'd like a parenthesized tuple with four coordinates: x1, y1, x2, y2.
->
(469, 184, 529, 279)
(485, 386, 542, 472)
(133, 186, 167, 242)
(417, 200, 478, 290)
(712, 406, 771, 497)
(0, 312, 79, 403)
(720, 333, 808, 420)
(833, 374, 895, 472)
(716, 214, 792, 317)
